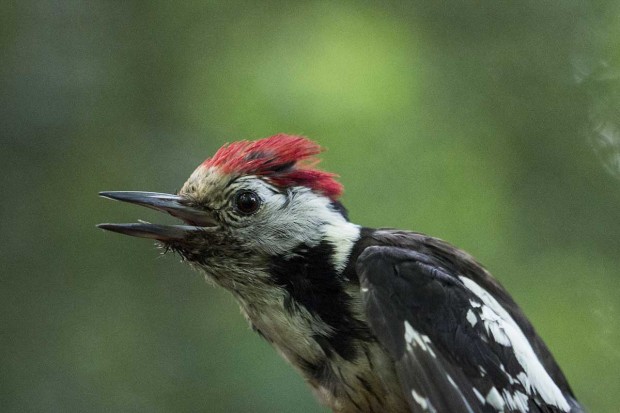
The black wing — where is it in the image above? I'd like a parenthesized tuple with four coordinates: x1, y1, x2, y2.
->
(356, 238, 583, 413)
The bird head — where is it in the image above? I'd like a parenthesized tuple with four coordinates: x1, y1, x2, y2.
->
(99, 134, 359, 289)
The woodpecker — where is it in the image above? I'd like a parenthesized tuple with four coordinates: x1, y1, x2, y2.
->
(99, 134, 584, 413)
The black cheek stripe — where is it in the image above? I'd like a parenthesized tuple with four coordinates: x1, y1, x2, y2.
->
(269, 241, 373, 361)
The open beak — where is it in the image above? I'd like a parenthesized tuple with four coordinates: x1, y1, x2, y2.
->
(97, 191, 215, 242)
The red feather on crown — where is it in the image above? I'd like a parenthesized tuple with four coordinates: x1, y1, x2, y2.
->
(202, 134, 343, 200)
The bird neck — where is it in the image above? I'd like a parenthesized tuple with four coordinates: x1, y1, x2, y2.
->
(318, 219, 362, 274)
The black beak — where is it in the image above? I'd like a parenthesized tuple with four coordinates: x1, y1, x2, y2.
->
(97, 191, 215, 242)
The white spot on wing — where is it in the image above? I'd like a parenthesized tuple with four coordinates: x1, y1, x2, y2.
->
(472, 388, 485, 404)
(517, 371, 531, 391)
(405, 326, 474, 412)
(478, 304, 511, 346)
(466, 309, 478, 327)
(445, 374, 477, 413)
(486, 387, 505, 410)
(411, 389, 437, 413)
(500, 363, 516, 384)
(404, 321, 436, 358)
(460, 277, 570, 411)
(404, 321, 416, 342)
(503, 389, 530, 412)
(446, 374, 458, 389)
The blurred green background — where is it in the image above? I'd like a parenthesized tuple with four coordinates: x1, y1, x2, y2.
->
(2, 1, 620, 412)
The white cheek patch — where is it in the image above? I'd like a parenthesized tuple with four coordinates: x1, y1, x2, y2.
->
(236, 184, 360, 270)
(323, 219, 361, 273)
(459, 277, 570, 412)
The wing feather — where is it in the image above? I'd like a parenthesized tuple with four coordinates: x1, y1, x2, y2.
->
(356, 244, 581, 413)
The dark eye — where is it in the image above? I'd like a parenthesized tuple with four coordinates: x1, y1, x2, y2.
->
(234, 190, 261, 215)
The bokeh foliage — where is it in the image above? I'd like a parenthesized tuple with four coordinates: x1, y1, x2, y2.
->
(1, 1, 619, 412)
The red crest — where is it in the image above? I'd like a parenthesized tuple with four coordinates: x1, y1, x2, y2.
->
(202, 134, 343, 200)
